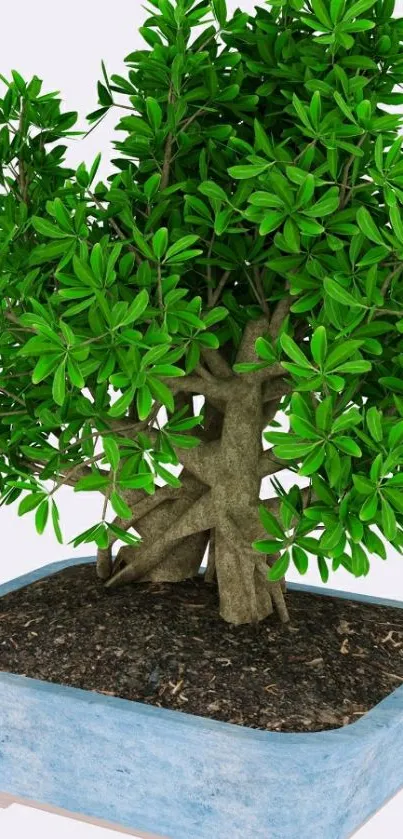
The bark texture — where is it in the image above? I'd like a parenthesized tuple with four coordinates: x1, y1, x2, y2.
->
(97, 313, 292, 625)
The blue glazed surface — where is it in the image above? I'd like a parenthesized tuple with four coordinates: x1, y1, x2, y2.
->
(0, 557, 402, 839)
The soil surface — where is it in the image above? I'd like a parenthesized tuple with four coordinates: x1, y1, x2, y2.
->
(1, 562, 402, 732)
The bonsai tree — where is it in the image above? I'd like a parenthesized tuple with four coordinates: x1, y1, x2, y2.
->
(2, 0, 403, 626)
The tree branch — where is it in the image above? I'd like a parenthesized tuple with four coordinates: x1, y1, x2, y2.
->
(339, 134, 367, 209)
(201, 347, 233, 379)
(161, 85, 175, 190)
(86, 189, 142, 264)
(262, 376, 292, 402)
(210, 270, 231, 307)
(236, 315, 270, 365)
(259, 450, 287, 479)
(268, 295, 292, 339)
(163, 374, 232, 401)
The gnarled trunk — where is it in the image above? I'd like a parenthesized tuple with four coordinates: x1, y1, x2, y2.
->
(99, 375, 289, 626)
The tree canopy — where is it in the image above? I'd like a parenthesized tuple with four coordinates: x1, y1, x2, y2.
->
(1, 0, 403, 617)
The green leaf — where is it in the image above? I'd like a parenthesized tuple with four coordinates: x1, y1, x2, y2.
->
(333, 436, 362, 456)
(35, 499, 49, 535)
(146, 97, 162, 131)
(311, 326, 327, 367)
(67, 356, 85, 389)
(333, 91, 357, 123)
(353, 474, 375, 495)
(167, 249, 202, 263)
(51, 500, 63, 544)
(316, 397, 333, 432)
(299, 445, 326, 476)
(152, 228, 168, 260)
(292, 545, 309, 574)
(324, 278, 361, 308)
(381, 496, 397, 540)
(253, 539, 285, 554)
(280, 333, 312, 368)
(31, 216, 73, 239)
(343, 0, 377, 22)
(148, 376, 175, 413)
(137, 384, 153, 421)
(283, 219, 300, 253)
(363, 528, 386, 559)
(198, 181, 228, 202)
(273, 442, 320, 459)
(165, 236, 199, 261)
(73, 255, 99, 287)
(330, 0, 346, 23)
(110, 490, 133, 519)
(366, 406, 383, 442)
(254, 120, 274, 157)
(311, 474, 337, 505)
(168, 433, 201, 449)
(312, 0, 333, 26)
(32, 353, 62, 384)
(325, 341, 363, 370)
(359, 493, 378, 522)
(211, 0, 227, 24)
(383, 488, 403, 514)
(255, 337, 276, 362)
(267, 551, 290, 580)
(18, 492, 46, 516)
(332, 361, 371, 374)
(317, 556, 329, 583)
(303, 187, 339, 217)
(103, 437, 120, 470)
(144, 173, 161, 201)
(94, 523, 109, 549)
(292, 94, 313, 130)
(11, 69, 26, 93)
(74, 473, 111, 491)
(259, 211, 285, 235)
(52, 360, 67, 406)
(248, 192, 284, 209)
(118, 474, 154, 490)
(389, 421, 403, 448)
(108, 386, 136, 418)
(370, 453, 383, 482)
(350, 542, 368, 576)
(228, 164, 269, 179)
(332, 409, 362, 433)
(357, 207, 384, 245)
(258, 504, 285, 539)
(389, 206, 403, 244)
(290, 415, 321, 440)
(124, 289, 149, 324)
(379, 377, 403, 394)
(107, 523, 140, 545)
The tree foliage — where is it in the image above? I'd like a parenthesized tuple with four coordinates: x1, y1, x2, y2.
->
(1, 0, 403, 595)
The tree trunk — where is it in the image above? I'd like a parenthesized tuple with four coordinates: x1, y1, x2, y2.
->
(103, 376, 289, 626)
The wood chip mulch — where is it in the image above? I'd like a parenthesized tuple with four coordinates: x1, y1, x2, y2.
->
(0, 563, 402, 732)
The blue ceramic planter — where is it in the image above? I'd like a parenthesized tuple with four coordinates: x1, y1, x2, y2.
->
(0, 556, 402, 839)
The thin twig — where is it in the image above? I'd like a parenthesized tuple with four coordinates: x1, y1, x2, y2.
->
(161, 84, 175, 190)
(339, 134, 367, 209)
(0, 387, 26, 407)
(86, 189, 142, 265)
(210, 270, 231, 307)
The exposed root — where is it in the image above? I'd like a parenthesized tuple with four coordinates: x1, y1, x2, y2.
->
(104, 490, 215, 588)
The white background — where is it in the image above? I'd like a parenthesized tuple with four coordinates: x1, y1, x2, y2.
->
(0, 2, 402, 837)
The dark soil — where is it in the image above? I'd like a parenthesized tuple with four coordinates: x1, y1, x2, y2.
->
(0, 562, 402, 732)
